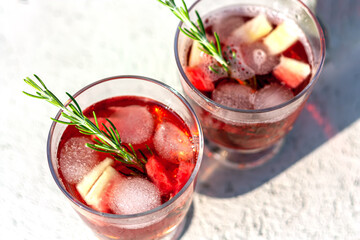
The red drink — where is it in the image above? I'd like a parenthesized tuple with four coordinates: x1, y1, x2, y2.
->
(47, 76, 203, 240)
(58, 96, 196, 208)
(175, 1, 325, 167)
(184, 9, 311, 150)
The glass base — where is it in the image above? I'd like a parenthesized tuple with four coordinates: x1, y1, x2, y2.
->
(161, 217, 186, 240)
(205, 139, 284, 169)
(94, 216, 187, 240)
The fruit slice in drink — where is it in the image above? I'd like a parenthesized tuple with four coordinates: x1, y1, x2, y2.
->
(231, 14, 273, 44)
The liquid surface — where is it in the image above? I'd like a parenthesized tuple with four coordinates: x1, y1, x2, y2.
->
(57, 96, 196, 214)
(185, 6, 313, 110)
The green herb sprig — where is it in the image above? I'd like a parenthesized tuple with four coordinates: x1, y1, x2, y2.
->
(158, 0, 229, 73)
(23, 75, 147, 175)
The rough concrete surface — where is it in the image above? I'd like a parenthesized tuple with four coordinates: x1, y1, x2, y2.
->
(0, 0, 359, 239)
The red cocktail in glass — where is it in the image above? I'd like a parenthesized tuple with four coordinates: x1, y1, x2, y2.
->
(47, 76, 203, 239)
(175, 0, 325, 168)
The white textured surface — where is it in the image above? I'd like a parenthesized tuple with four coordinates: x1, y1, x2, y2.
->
(1, 0, 360, 239)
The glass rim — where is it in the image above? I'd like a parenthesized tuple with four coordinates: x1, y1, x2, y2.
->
(174, 0, 326, 114)
(47, 75, 204, 219)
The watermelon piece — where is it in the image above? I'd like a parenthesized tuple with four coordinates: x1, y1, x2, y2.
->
(174, 162, 194, 194)
(145, 156, 174, 195)
(76, 158, 114, 199)
(185, 66, 215, 92)
(273, 56, 311, 88)
(93, 196, 111, 213)
(96, 174, 125, 213)
(84, 166, 120, 212)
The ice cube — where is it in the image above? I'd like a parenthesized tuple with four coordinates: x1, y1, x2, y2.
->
(212, 82, 254, 110)
(108, 105, 155, 145)
(153, 122, 194, 164)
(59, 136, 100, 184)
(253, 83, 294, 109)
(213, 14, 244, 39)
(224, 46, 255, 81)
(241, 42, 280, 75)
(109, 177, 161, 215)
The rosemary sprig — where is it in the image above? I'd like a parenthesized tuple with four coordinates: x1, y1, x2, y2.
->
(158, 0, 229, 73)
(23, 75, 147, 174)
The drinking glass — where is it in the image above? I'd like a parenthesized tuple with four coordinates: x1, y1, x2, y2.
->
(174, 0, 325, 169)
(47, 76, 204, 240)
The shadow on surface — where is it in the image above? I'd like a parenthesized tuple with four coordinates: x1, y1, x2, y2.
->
(196, 14, 360, 198)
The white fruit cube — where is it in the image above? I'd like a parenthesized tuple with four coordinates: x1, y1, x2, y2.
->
(231, 14, 273, 44)
(273, 56, 311, 88)
(263, 21, 299, 55)
(76, 157, 114, 199)
(189, 40, 205, 67)
(84, 166, 120, 210)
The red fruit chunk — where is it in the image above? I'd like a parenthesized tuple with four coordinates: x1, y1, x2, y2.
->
(174, 162, 194, 194)
(273, 56, 311, 89)
(185, 66, 215, 92)
(145, 156, 174, 195)
(92, 179, 114, 214)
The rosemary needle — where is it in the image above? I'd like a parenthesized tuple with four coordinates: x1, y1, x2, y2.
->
(23, 74, 147, 174)
(158, 0, 229, 73)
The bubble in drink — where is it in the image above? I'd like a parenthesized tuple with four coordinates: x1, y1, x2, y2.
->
(253, 83, 294, 109)
(59, 137, 100, 184)
(253, 49, 266, 65)
(108, 105, 155, 145)
(154, 122, 193, 164)
(212, 82, 254, 110)
(224, 46, 255, 80)
(109, 177, 161, 215)
(240, 42, 280, 75)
